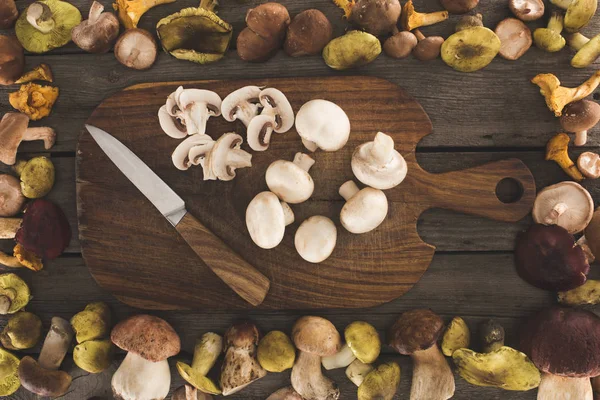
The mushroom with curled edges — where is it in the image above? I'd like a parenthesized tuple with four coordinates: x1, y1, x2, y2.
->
(550, 0, 597, 33)
(221, 86, 262, 127)
(384, 31, 418, 59)
(532, 181, 593, 234)
(114, 29, 157, 70)
(560, 100, 600, 145)
(1, 311, 42, 350)
(0, 113, 55, 166)
(246, 191, 294, 249)
(204, 133, 252, 181)
(0, 36, 24, 85)
(266, 153, 315, 204)
(295, 99, 350, 152)
(352, 132, 407, 189)
(247, 88, 294, 151)
(113, 0, 174, 29)
(177, 332, 222, 395)
(515, 224, 589, 291)
(495, 18, 532, 60)
(178, 89, 222, 137)
(71, 1, 119, 53)
(16, 63, 53, 84)
(0, 347, 20, 396)
(401, 0, 448, 31)
(388, 309, 455, 400)
(111, 314, 181, 400)
(546, 133, 585, 181)
(0, 273, 30, 315)
(532, 71, 600, 117)
(172, 134, 215, 173)
(295, 216, 337, 263)
(220, 322, 267, 396)
(578, 152, 600, 178)
(509, 0, 545, 21)
(322, 321, 381, 370)
(18, 317, 74, 397)
(0, 175, 25, 217)
(520, 307, 600, 400)
(339, 181, 388, 234)
(291, 316, 341, 400)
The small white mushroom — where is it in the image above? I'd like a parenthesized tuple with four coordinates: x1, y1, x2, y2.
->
(532, 181, 594, 234)
(246, 191, 294, 249)
(171, 134, 215, 176)
(351, 132, 407, 190)
(204, 133, 252, 181)
(221, 86, 263, 127)
(178, 89, 222, 137)
(295, 99, 351, 152)
(339, 181, 388, 234)
(294, 216, 337, 263)
(247, 88, 295, 151)
(158, 105, 187, 139)
(266, 153, 315, 204)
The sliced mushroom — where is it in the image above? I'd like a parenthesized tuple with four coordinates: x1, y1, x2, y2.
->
(221, 86, 262, 127)
(204, 133, 252, 181)
(295, 99, 351, 152)
(509, 0, 545, 21)
(532, 181, 593, 234)
(114, 28, 157, 70)
(247, 88, 294, 151)
(560, 100, 600, 145)
(578, 152, 600, 179)
(246, 191, 294, 249)
(172, 134, 215, 173)
(178, 89, 222, 137)
(339, 181, 388, 234)
(295, 216, 337, 263)
(266, 153, 315, 204)
(495, 18, 532, 60)
(351, 132, 407, 189)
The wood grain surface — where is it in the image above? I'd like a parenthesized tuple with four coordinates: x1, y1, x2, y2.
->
(77, 76, 535, 310)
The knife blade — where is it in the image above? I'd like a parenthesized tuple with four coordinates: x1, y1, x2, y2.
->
(85, 125, 270, 306)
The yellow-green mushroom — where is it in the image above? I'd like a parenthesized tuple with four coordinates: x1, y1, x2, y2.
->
(70, 302, 111, 343)
(357, 362, 401, 400)
(322, 321, 381, 370)
(74, 338, 113, 373)
(177, 332, 222, 395)
(533, 12, 567, 52)
(551, 0, 597, 33)
(0, 347, 20, 396)
(441, 27, 501, 72)
(322, 31, 381, 70)
(13, 156, 55, 199)
(257, 330, 296, 373)
(1, 311, 42, 350)
(441, 316, 470, 356)
(0, 273, 30, 315)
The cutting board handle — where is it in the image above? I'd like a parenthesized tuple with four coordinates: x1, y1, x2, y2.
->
(414, 158, 536, 223)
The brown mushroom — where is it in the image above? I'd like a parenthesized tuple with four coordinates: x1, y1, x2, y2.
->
(495, 18, 532, 60)
(532, 181, 594, 234)
(560, 100, 600, 146)
(0, 174, 25, 217)
(455, 13, 483, 31)
(237, 2, 290, 62)
(114, 28, 157, 70)
(284, 9, 332, 57)
(0, 35, 24, 86)
(578, 152, 600, 179)
(413, 29, 444, 61)
(72, 1, 119, 53)
(0, 0, 18, 29)
(383, 31, 418, 59)
(347, 0, 402, 36)
(440, 0, 479, 14)
(0, 113, 55, 166)
(509, 0, 545, 21)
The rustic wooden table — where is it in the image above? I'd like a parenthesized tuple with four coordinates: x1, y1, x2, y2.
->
(2, 0, 598, 398)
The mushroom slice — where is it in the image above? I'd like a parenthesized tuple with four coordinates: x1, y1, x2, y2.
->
(401, 0, 449, 31)
(441, 27, 501, 72)
(221, 86, 262, 127)
(339, 181, 388, 234)
(0, 174, 25, 217)
(495, 18, 532, 60)
(204, 133, 251, 181)
(560, 100, 600, 145)
(172, 134, 215, 172)
(551, 0, 597, 33)
(266, 153, 315, 204)
(246, 191, 294, 249)
(532, 71, 600, 116)
(179, 89, 222, 136)
(159, 105, 187, 139)
(532, 181, 593, 234)
(509, 0, 545, 21)
(295, 99, 351, 152)
(295, 216, 337, 263)
(247, 88, 294, 151)
(351, 132, 407, 190)
(578, 152, 600, 179)
(114, 28, 157, 70)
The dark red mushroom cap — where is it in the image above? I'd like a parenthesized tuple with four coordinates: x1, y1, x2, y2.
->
(520, 307, 600, 377)
(515, 224, 588, 291)
(388, 309, 444, 355)
(15, 199, 71, 260)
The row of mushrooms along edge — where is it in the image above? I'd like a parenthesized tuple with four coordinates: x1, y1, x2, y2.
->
(158, 85, 408, 263)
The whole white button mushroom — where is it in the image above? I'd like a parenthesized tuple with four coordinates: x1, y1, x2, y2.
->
(351, 132, 407, 190)
(295, 99, 351, 152)
(266, 153, 315, 204)
(294, 216, 337, 263)
(246, 192, 294, 249)
(247, 88, 295, 151)
(339, 181, 388, 234)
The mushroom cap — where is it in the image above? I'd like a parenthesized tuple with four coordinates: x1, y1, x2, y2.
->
(383, 31, 418, 59)
(245, 2, 290, 41)
(520, 307, 600, 377)
(0, 273, 31, 314)
(292, 316, 341, 356)
(294, 215, 337, 263)
(257, 330, 296, 372)
(357, 362, 401, 400)
(246, 191, 289, 249)
(1, 311, 42, 350)
(564, 0, 597, 33)
(0, 347, 20, 396)
(515, 224, 589, 291)
(73, 338, 114, 373)
(340, 187, 388, 234)
(221, 86, 262, 124)
(284, 9, 333, 57)
(388, 309, 444, 355)
(0, 35, 24, 85)
(412, 36, 444, 61)
(345, 321, 381, 364)
(225, 321, 260, 349)
(266, 160, 314, 204)
(111, 314, 180, 362)
(322, 30, 382, 70)
(16, 156, 56, 199)
(236, 26, 281, 62)
(70, 302, 111, 344)
(440, 0, 479, 14)
(495, 18, 532, 60)
(114, 28, 157, 70)
(0, 174, 25, 217)
(561, 100, 600, 133)
(533, 27, 566, 52)
(509, 0, 544, 21)
(351, 133, 407, 190)
(441, 316, 470, 356)
(0, 113, 30, 166)
(532, 181, 594, 234)
(348, 0, 402, 36)
(71, 1, 120, 53)
(295, 99, 351, 152)
(441, 27, 501, 72)
(0, 0, 18, 29)
(18, 355, 72, 397)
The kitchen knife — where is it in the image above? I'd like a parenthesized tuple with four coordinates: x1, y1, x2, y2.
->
(85, 124, 270, 306)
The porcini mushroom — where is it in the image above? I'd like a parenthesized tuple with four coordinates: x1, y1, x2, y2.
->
(19, 317, 74, 397)
(351, 132, 407, 189)
(177, 332, 222, 395)
(578, 152, 600, 178)
(322, 321, 381, 370)
(568, 33, 600, 68)
(74, 338, 114, 373)
(546, 133, 584, 181)
(1, 311, 42, 350)
(509, 0, 545, 21)
(441, 317, 470, 357)
(0, 36, 24, 85)
(247, 88, 294, 151)
(114, 28, 157, 70)
(267, 387, 304, 400)
(388, 309, 455, 400)
(532, 182, 593, 234)
(291, 316, 341, 400)
(15, 0, 82, 53)
(401, 0, 449, 31)
(266, 153, 315, 204)
(72, 1, 119, 53)
(111, 314, 181, 400)
(295, 99, 351, 152)
(295, 216, 337, 263)
(221, 86, 262, 127)
(412, 30, 444, 61)
(551, 0, 597, 32)
(0, 347, 20, 396)
(440, 0, 479, 13)
(172, 134, 215, 173)
(0, 273, 30, 315)
(322, 30, 382, 70)
(220, 322, 267, 396)
(70, 302, 111, 344)
(204, 133, 252, 181)
(285, 9, 333, 57)
(237, 2, 290, 62)
(113, 0, 175, 29)
(515, 224, 589, 291)
(532, 71, 600, 116)
(178, 89, 222, 137)
(495, 18, 532, 60)
(0, 0, 17, 29)
(560, 100, 600, 145)
(357, 362, 401, 400)
(14, 156, 55, 199)
(520, 307, 600, 400)
(383, 31, 418, 59)
(0, 175, 25, 217)
(441, 26, 501, 72)
(533, 12, 567, 52)
(339, 181, 388, 234)
(246, 191, 294, 249)
(257, 330, 296, 373)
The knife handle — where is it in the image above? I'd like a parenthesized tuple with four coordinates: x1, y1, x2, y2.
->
(175, 213, 270, 306)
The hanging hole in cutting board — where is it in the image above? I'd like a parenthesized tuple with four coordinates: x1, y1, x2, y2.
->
(495, 177, 524, 204)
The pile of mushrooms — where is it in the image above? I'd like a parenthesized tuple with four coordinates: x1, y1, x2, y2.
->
(71, 302, 114, 374)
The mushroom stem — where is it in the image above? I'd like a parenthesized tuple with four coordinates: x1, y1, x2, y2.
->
(538, 373, 593, 400)
(575, 130, 588, 146)
(112, 352, 171, 399)
(567, 33, 590, 50)
(545, 202, 569, 225)
(22, 127, 56, 150)
(301, 138, 319, 152)
(227, 148, 252, 170)
(291, 351, 339, 400)
(126, 48, 142, 66)
(339, 180, 360, 201)
(321, 344, 356, 370)
(420, 11, 450, 26)
(88, 1, 104, 24)
(345, 359, 374, 386)
(577, 236, 595, 263)
(0, 251, 22, 269)
(26, 2, 55, 33)
(293, 153, 315, 172)
(410, 344, 455, 400)
(38, 317, 74, 370)
(0, 218, 21, 239)
(414, 29, 426, 41)
(371, 131, 395, 165)
(547, 12, 565, 34)
(281, 202, 294, 226)
(191, 333, 221, 374)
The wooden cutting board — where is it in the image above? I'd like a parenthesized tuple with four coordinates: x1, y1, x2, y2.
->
(76, 76, 535, 310)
